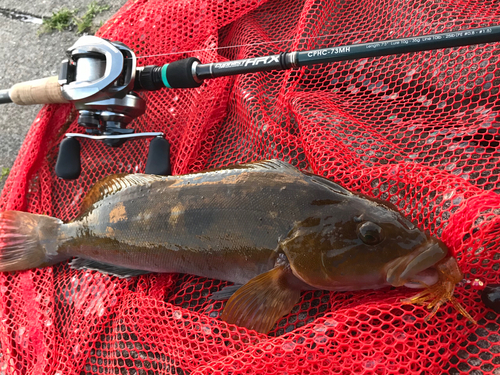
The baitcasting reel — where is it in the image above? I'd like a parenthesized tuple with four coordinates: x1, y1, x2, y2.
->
(55, 36, 170, 179)
(0, 36, 172, 179)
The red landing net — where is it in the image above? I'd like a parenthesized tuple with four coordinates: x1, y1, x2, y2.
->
(1, 0, 500, 373)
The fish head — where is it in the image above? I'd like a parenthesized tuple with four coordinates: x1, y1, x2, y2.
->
(281, 195, 448, 291)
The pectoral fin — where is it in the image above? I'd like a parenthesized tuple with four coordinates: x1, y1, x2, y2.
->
(220, 265, 301, 333)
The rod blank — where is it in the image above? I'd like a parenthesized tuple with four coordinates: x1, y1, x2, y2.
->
(2, 26, 500, 102)
(295, 26, 500, 66)
(195, 26, 500, 80)
(0, 89, 11, 104)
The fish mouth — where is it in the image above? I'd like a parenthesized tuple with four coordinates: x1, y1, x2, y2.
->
(385, 238, 448, 287)
(403, 268, 439, 288)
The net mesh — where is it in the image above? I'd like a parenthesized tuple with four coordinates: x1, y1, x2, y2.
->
(1, 0, 500, 373)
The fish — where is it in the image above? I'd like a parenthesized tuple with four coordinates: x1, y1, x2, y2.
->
(0, 159, 475, 332)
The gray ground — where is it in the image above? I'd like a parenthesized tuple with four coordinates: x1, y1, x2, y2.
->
(0, 0, 129, 192)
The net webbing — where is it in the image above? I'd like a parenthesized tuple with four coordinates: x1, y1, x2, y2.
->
(1, 0, 500, 373)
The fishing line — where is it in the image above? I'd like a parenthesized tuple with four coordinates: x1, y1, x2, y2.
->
(1, 19, 499, 180)
(132, 17, 500, 60)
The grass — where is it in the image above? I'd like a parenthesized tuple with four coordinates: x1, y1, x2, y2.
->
(40, 8, 76, 33)
(75, 2, 110, 34)
(0, 167, 10, 182)
(39, 1, 110, 35)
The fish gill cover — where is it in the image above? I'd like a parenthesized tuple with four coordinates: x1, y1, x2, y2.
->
(0, 0, 500, 373)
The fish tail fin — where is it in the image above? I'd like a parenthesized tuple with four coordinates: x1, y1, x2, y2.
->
(0, 210, 68, 272)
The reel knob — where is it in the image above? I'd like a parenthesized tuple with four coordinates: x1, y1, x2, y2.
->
(55, 137, 81, 180)
(145, 137, 171, 175)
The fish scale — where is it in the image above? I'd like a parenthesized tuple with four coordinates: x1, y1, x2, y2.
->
(61, 161, 323, 283)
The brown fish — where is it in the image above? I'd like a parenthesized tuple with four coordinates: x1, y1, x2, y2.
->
(0, 160, 474, 332)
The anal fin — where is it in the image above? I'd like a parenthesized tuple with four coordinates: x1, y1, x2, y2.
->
(210, 284, 243, 301)
(220, 265, 301, 334)
(70, 258, 150, 278)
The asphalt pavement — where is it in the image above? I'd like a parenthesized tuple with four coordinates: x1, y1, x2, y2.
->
(0, 0, 128, 191)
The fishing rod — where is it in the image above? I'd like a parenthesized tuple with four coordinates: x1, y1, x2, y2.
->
(0, 25, 499, 179)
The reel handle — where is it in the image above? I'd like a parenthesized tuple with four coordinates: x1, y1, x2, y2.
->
(55, 133, 171, 180)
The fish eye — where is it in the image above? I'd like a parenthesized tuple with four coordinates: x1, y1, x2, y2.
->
(357, 221, 384, 245)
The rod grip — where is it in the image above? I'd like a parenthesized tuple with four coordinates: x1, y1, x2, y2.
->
(10, 76, 68, 105)
(164, 58, 202, 88)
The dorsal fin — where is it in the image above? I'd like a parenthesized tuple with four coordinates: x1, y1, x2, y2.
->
(79, 173, 168, 215)
(202, 159, 304, 175)
(307, 175, 352, 196)
(244, 159, 304, 174)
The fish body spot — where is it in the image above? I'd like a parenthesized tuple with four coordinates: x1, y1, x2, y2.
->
(169, 204, 184, 225)
(109, 202, 127, 223)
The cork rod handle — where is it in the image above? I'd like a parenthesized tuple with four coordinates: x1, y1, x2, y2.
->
(10, 76, 68, 105)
